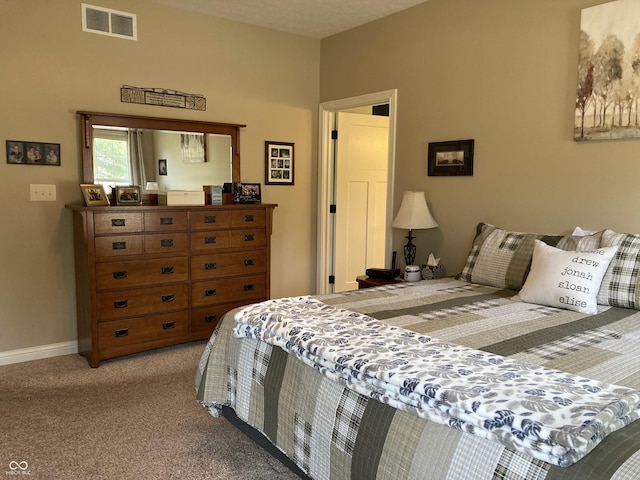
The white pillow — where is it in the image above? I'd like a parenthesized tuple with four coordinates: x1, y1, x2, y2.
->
(518, 240, 618, 314)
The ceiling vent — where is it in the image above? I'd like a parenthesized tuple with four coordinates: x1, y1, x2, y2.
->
(82, 4, 137, 40)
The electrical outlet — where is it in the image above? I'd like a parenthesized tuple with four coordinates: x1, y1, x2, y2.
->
(30, 184, 57, 202)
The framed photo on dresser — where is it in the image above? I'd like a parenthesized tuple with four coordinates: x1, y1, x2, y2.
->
(80, 184, 110, 206)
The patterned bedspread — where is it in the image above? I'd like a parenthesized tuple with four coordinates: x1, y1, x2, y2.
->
(196, 279, 640, 480)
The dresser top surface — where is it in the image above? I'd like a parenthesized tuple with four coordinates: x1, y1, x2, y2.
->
(66, 203, 277, 212)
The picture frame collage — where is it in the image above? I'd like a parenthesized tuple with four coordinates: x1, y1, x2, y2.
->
(265, 141, 294, 185)
(6, 140, 61, 166)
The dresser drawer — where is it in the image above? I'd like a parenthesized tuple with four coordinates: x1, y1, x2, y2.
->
(98, 311, 189, 354)
(144, 233, 189, 254)
(94, 212, 143, 234)
(191, 275, 266, 307)
(230, 229, 266, 248)
(231, 209, 266, 228)
(190, 231, 231, 252)
(97, 284, 189, 320)
(190, 302, 248, 334)
(144, 211, 188, 232)
(95, 257, 189, 291)
(95, 235, 143, 258)
(190, 210, 231, 230)
(191, 250, 266, 280)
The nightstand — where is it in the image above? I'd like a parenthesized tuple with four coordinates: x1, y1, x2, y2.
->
(356, 275, 402, 289)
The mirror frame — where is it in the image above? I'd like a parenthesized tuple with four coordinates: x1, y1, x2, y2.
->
(78, 111, 245, 202)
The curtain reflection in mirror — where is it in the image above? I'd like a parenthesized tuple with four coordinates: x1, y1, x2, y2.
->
(128, 129, 147, 188)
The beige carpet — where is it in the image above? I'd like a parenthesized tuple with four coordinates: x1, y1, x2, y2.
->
(1, 341, 300, 479)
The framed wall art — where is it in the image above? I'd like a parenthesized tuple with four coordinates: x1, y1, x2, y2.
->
(575, 0, 640, 141)
(181, 133, 205, 163)
(158, 158, 167, 175)
(427, 139, 474, 176)
(80, 184, 110, 206)
(6, 140, 60, 166)
(265, 141, 294, 185)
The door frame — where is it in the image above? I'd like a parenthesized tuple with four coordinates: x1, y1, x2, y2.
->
(316, 89, 398, 294)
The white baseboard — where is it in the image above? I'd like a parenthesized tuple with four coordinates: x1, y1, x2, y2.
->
(0, 341, 78, 366)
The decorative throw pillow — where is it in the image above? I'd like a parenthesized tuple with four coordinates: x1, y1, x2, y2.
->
(456, 223, 602, 290)
(518, 240, 617, 314)
(597, 229, 640, 309)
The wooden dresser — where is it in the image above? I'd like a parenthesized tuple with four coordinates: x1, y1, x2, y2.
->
(67, 203, 276, 367)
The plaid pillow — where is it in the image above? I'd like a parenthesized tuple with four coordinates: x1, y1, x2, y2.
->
(597, 229, 640, 309)
(456, 223, 602, 291)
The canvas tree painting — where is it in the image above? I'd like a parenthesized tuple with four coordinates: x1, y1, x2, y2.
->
(575, 0, 640, 141)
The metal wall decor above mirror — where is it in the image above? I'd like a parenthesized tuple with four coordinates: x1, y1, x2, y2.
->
(79, 111, 244, 203)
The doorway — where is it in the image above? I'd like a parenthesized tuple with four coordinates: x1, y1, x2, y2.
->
(316, 90, 398, 294)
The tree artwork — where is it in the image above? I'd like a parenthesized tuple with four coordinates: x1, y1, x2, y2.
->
(575, 0, 640, 141)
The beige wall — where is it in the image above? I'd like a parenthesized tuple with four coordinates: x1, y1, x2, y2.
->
(0, 0, 319, 354)
(6, 0, 640, 357)
(321, 0, 640, 275)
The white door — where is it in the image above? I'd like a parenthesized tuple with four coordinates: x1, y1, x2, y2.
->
(333, 112, 389, 292)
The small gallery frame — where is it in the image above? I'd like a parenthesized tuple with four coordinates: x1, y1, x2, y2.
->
(427, 139, 474, 176)
(80, 184, 110, 206)
(265, 141, 294, 185)
(115, 186, 142, 206)
(6, 140, 61, 166)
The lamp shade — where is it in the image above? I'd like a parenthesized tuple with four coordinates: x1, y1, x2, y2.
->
(391, 191, 438, 230)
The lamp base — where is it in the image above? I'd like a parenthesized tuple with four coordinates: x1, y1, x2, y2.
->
(403, 229, 416, 266)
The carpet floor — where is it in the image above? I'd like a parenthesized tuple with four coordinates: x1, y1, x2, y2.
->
(1, 341, 300, 479)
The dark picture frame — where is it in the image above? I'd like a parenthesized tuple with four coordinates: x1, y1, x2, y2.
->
(6, 140, 60, 166)
(115, 186, 142, 206)
(233, 182, 262, 204)
(80, 184, 110, 206)
(158, 158, 167, 175)
(265, 141, 294, 185)
(427, 139, 474, 176)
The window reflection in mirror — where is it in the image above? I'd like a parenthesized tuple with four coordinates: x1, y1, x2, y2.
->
(92, 126, 232, 192)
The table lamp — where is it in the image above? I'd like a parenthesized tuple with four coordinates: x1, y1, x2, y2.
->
(391, 191, 438, 267)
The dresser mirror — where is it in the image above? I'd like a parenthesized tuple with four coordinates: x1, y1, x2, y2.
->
(79, 111, 244, 201)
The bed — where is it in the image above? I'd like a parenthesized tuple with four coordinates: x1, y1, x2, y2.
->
(196, 223, 640, 480)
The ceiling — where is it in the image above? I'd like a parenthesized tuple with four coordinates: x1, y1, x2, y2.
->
(151, 0, 430, 39)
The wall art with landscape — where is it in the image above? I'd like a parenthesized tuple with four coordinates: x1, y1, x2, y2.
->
(575, 0, 640, 141)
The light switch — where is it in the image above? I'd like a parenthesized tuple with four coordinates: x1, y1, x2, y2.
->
(30, 184, 57, 202)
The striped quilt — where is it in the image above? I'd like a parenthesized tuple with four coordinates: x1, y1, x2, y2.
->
(196, 279, 640, 480)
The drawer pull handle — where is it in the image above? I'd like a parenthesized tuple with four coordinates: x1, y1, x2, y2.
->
(113, 271, 127, 279)
(112, 219, 126, 227)
(112, 241, 126, 250)
(244, 215, 255, 222)
(160, 239, 174, 247)
(205, 262, 217, 270)
(114, 300, 128, 309)
(204, 215, 216, 223)
(161, 266, 174, 275)
(244, 259, 254, 266)
(244, 284, 255, 291)
(162, 294, 175, 303)
(204, 236, 216, 244)
(205, 289, 217, 296)
(160, 217, 173, 225)
(205, 314, 217, 323)
(115, 328, 129, 337)
(244, 234, 255, 242)
(162, 322, 175, 330)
